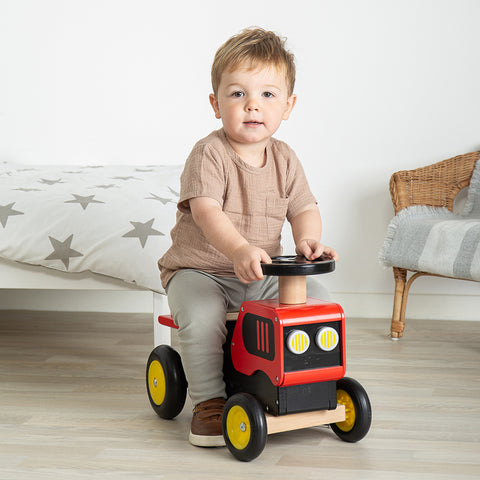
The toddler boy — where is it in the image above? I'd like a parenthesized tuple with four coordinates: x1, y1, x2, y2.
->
(158, 27, 338, 447)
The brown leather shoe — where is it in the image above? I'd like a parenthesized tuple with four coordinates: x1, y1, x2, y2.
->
(189, 397, 226, 447)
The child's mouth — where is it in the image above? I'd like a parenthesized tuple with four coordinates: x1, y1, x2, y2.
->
(244, 121, 263, 127)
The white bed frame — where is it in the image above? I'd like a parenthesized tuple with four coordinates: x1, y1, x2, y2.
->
(0, 257, 172, 346)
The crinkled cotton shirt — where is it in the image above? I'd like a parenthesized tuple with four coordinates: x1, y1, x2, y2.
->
(158, 128, 316, 288)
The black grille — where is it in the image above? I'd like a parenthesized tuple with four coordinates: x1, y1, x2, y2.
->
(242, 313, 275, 361)
(284, 321, 342, 372)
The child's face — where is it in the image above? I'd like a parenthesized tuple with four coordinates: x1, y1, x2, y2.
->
(209, 63, 296, 155)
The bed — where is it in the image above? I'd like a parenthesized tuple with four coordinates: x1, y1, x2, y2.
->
(0, 160, 183, 345)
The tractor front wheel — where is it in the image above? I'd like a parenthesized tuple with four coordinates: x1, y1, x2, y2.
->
(222, 393, 267, 462)
(331, 376, 371, 442)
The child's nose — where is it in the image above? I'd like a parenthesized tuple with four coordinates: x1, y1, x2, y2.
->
(246, 102, 259, 112)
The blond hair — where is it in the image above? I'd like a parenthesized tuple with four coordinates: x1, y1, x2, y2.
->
(211, 27, 296, 96)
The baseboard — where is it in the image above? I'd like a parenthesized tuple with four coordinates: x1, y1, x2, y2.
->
(0, 289, 154, 313)
(333, 292, 480, 322)
(0, 290, 478, 321)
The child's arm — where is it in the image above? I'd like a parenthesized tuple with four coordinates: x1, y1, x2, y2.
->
(290, 204, 339, 261)
(189, 196, 272, 284)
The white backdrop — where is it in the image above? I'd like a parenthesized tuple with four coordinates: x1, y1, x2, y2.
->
(1, 0, 479, 320)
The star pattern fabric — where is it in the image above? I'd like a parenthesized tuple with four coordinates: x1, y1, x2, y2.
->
(45, 234, 83, 270)
(39, 178, 63, 185)
(65, 194, 105, 210)
(145, 193, 174, 205)
(0, 202, 24, 227)
(168, 187, 180, 197)
(94, 184, 117, 189)
(0, 162, 182, 293)
(122, 218, 164, 248)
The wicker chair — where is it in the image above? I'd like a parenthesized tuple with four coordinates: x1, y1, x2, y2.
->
(388, 150, 480, 338)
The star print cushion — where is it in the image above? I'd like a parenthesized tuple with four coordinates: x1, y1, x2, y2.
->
(0, 162, 181, 294)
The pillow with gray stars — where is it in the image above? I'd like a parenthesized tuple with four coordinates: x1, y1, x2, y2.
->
(0, 162, 182, 293)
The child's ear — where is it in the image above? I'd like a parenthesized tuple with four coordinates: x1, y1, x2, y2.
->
(209, 94, 221, 119)
(282, 94, 297, 120)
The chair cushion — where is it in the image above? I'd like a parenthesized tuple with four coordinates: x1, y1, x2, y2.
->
(380, 160, 480, 281)
(464, 157, 480, 216)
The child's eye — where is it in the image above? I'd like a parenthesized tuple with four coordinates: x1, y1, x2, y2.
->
(263, 91, 275, 98)
(232, 91, 244, 98)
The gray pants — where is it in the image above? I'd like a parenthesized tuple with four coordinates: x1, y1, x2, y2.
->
(166, 269, 331, 406)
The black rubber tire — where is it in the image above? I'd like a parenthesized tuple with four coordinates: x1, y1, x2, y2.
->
(222, 393, 267, 462)
(330, 376, 372, 442)
(146, 345, 187, 419)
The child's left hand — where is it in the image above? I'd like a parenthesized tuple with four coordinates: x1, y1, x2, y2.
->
(296, 239, 339, 262)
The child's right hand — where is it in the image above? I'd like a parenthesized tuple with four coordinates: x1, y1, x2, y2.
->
(232, 244, 272, 284)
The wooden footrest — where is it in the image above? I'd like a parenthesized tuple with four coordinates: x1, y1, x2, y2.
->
(266, 404, 345, 435)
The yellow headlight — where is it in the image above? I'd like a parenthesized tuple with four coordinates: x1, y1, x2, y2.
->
(316, 327, 339, 351)
(286, 329, 310, 354)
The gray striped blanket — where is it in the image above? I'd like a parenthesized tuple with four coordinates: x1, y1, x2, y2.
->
(379, 160, 480, 282)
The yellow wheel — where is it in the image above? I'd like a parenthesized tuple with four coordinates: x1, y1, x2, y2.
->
(226, 405, 252, 450)
(222, 393, 267, 462)
(336, 388, 356, 432)
(147, 360, 166, 406)
(331, 377, 371, 442)
(146, 345, 187, 419)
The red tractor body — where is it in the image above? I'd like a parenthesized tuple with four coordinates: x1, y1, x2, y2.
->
(231, 298, 346, 388)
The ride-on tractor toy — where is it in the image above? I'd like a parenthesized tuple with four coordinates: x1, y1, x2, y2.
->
(146, 256, 371, 461)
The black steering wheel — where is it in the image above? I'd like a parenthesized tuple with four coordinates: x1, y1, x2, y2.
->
(261, 255, 335, 276)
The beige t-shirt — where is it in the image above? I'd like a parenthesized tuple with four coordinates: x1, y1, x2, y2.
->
(158, 129, 316, 288)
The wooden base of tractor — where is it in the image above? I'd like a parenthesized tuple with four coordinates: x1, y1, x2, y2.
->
(266, 404, 345, 435)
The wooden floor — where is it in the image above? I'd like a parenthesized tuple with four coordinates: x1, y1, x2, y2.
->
(0, 311, 479, 480)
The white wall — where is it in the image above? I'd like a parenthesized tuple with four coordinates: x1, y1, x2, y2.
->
(1, 0, 479, 320)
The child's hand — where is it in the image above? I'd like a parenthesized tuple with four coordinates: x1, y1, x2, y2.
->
(296, 239, 339, 262)
(232, 244, 272, 284)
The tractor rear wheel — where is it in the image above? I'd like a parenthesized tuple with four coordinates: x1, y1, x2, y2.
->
(146, 345, 187, 419)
